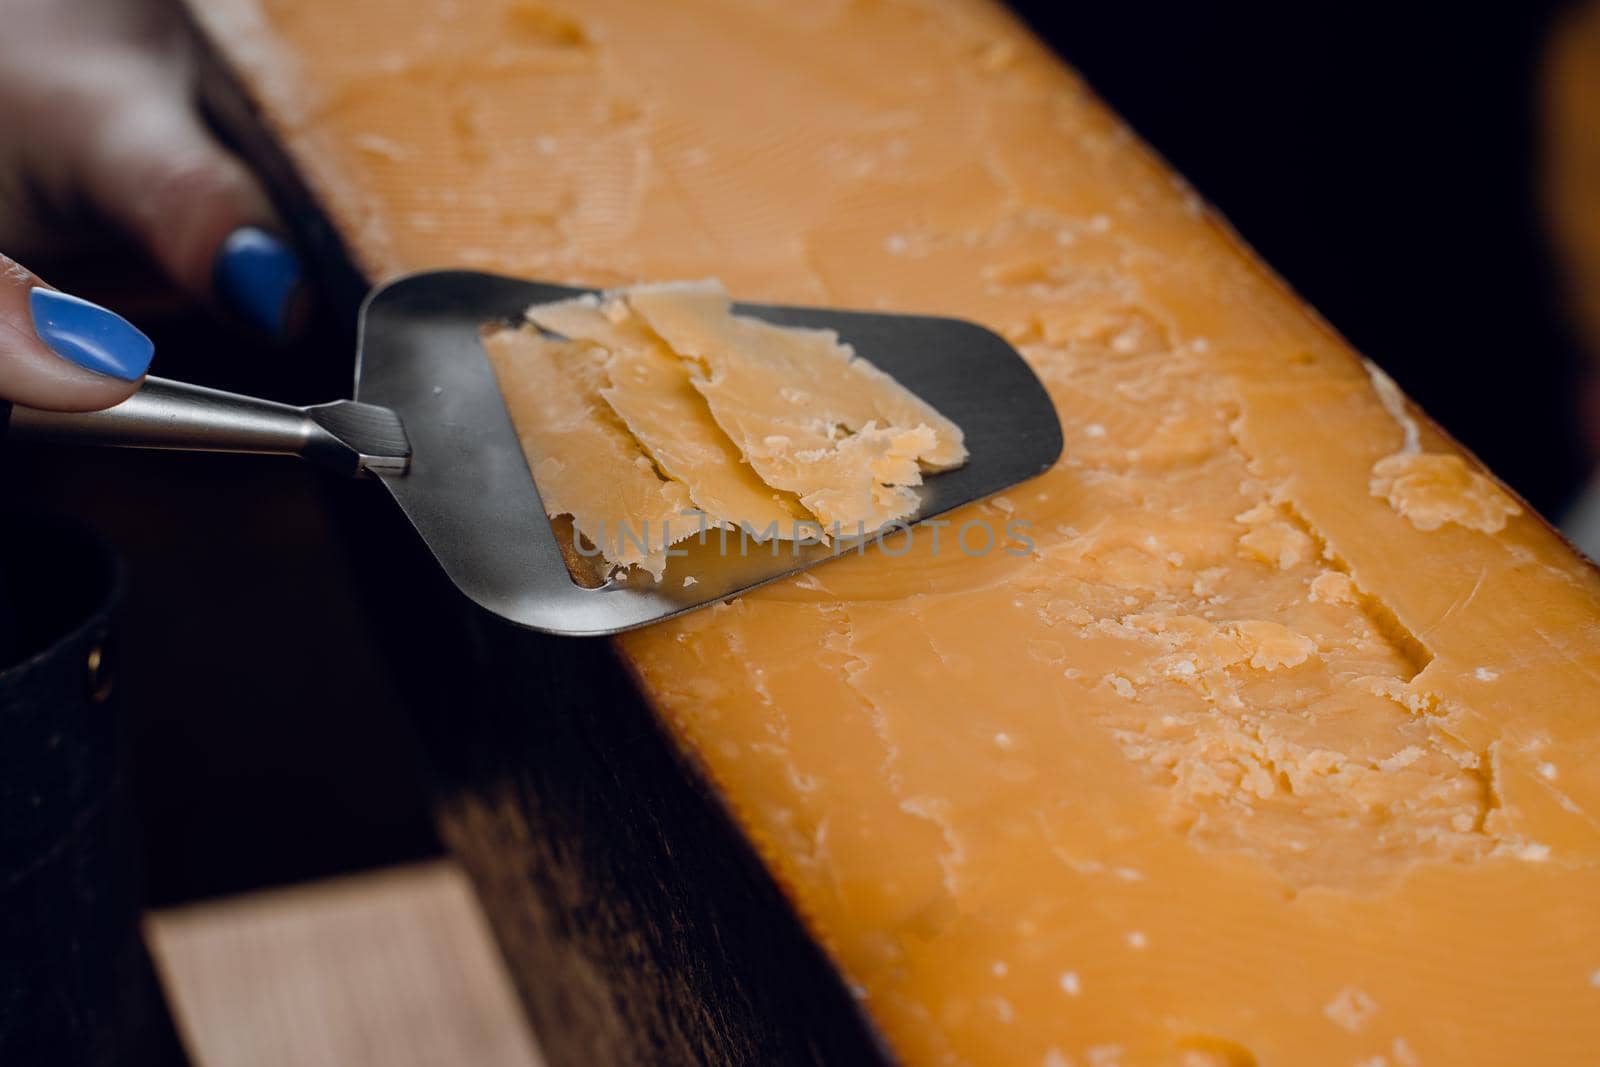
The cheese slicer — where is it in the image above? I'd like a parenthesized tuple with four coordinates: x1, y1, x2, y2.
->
(1, 270, 1062, 636)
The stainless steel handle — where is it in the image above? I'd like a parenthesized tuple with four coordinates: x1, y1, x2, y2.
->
(6, 376, 410, 478)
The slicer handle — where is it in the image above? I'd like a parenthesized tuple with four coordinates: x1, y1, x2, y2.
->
(4, 376, 410, 478)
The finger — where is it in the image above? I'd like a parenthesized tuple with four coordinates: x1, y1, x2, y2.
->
(73, 94, 305, 339)
(0, 254, 150, 411)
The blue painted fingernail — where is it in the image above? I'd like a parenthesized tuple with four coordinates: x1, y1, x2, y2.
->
(29, 288, 154, 382)
(214, 226, 303, 338)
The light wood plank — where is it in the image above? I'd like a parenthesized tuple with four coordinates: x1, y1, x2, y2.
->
(146, 861, 545, 1067)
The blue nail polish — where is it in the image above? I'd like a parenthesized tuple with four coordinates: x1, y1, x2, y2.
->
(214, 227, 303, 338)
(28, 288, 154, 382)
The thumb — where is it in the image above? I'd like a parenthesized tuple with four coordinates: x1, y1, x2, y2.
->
(73, 95, 305, 339)
(0, 254, 151, 412)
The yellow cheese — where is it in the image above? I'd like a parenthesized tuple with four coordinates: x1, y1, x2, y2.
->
(1369, 452, 1523, 534)
(480, 326, 700, 577)
(197, 1, 1600, 1063)
(626, 281, 967, 533)
(522, 281, 967, 540)
(527, 293, 808, 537)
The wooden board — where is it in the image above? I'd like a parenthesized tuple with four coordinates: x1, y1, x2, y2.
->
(147, 863, 545, 1067)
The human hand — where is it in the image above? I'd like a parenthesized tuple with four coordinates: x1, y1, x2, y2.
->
(0, 0, 303, 411)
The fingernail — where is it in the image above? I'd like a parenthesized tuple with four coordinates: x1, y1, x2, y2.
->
(214, 226, 303, 338)
(28, 288, 154, 382)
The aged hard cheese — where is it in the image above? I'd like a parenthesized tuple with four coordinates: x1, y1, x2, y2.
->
(534, 282, 966, 538)
(526, 293, 808, 542)
(480, 327, 700, 578)
(197, 0, 1600, 1064)
(513, 281, 966, 575)
(625, 282, 967, 532)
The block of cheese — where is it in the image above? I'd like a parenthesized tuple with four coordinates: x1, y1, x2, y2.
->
(194, 1, 1600, 1064)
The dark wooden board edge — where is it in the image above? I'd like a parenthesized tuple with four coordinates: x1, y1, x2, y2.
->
(187, 17, 895, 1067)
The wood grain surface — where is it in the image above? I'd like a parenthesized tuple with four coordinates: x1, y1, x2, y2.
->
(146, 863, 545, 1067)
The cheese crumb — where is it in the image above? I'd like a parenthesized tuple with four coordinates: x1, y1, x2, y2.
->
(1370, 452, 1521, 534)
(1105, 674, 1137, 699)
(1238, 521, 1313, 570)
(1125, 931, 1147, 949)
(1058, 971, 1082, 996)
(1323, 987, 1377, 1033)
(1376, 746, 1425, 773)
(1308, 570, 1358, 605)
(1232, 620, 1316, 671)
(1474, 666, 1499, 682)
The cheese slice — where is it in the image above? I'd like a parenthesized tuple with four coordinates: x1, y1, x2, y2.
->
(480, 326, 700, 579)
(526, 294, 809, 538)
(624, 281, 968, 532)
(196, 1, 1600, 1064)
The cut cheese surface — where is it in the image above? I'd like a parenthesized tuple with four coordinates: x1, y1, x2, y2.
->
(480, 326, 699, 578)
(527, 294, 808, 538)
(196, 1, 1600, 1064)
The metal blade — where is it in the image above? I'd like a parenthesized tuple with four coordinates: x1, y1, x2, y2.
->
(354, 270, 1062, 636)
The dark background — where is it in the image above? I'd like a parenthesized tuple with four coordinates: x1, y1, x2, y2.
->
(4, 1, 1593, 908)
(1024, 0, 1590, 512)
